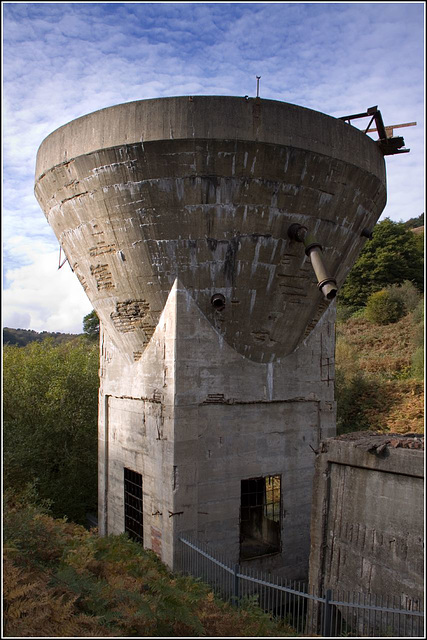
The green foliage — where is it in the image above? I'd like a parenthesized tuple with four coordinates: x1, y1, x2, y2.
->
(83, 309, 100, 338)
(403, 212, 424, 229)
(412, 228, 424, 254)
(336, 303, 360, 323)
(385, 280, 422, 313)
(3, 338, 99, 524)
(365, 289, 405, 325)
(410, 298, 424, 380)
(4, 497, 294, 637)
(339, 218, 424, 307)
(335, 338, 376, 433)
(411, 347, 424, 380)
(412, 296, 424, 326)
(336, 304, 367, 324)
(3, 327, 78, 347)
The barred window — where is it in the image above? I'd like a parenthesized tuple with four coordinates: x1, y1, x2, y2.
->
(124, 467, 143, 544)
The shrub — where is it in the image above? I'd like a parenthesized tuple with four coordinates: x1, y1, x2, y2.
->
(336, 303, 361, 323)
(350, 307, 366, 319)
(335, 368, 375, 434)
(386, 280, 421, 313)
(410, 297, 424, 380)
(365, 289, 405, 325)
(335, 338, 377, 433)
(412, 297, 424, 326)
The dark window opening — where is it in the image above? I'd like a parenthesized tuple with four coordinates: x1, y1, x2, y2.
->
(124, 467, 143, 544)
(240, 474, 281, 560)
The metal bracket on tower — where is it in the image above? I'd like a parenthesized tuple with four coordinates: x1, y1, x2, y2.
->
(338, 106, 413, 155)
(58, 245, 68, 269)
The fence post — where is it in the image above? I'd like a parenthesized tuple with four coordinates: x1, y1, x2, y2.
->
(232, 563, 240, 607)
(323, 589, 332, 637)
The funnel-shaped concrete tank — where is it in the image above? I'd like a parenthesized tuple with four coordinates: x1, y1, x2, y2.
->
(35, 97, 387, 576)
(35, 97, 386, 363)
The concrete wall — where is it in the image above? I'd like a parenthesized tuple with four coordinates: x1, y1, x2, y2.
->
(308, 434, 424, 627)
(99, 279, 336, 579)
(98, 280, 177, 567)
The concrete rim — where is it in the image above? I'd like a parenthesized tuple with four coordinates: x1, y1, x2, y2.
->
(35, 95, 386, 182)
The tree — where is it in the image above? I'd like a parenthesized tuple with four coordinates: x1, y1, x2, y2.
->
(83, 309, 99, 338)
(403, 212, 424, 229)
(3, 327, 76, 347)
(339, 218, 424, 307)
(3, 338, 99, 524)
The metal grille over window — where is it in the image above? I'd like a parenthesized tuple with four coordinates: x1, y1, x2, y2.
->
(124, 468, 143, 544)
(240, 474, 281, 560)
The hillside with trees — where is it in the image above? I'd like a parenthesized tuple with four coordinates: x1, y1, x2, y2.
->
(403, 212, 424, 229)
(3, 327, 79, 347)
(335, 286, 423, 434)
(335, 217, 424, 435)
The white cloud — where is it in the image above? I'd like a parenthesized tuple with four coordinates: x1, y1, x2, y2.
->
(2, 1, 425, 332)
(3, 247, 92, 334)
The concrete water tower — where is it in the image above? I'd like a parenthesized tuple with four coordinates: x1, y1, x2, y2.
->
(35, 96, 394, 580)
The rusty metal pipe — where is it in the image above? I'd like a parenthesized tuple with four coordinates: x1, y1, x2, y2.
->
(288, 224, 338, 300)
(307, 246, 337, 300)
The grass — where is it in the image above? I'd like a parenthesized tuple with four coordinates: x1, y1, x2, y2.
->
(335, 305, 424, 435)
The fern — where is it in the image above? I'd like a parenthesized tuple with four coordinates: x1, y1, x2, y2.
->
(4, 497, 295, 637)
(3, 556, 112, 637)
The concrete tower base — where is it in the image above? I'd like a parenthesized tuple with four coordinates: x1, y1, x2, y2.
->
(98, 280, 336, 580)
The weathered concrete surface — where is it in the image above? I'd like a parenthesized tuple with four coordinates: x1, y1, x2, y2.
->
(35, 96, 388, 578)
(35, 96, 386, 363)
(99, 278, 336, 577)
(308, 433, 424, 629)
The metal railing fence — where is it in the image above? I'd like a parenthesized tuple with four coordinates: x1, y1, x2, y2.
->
(177, 535, 424, 637)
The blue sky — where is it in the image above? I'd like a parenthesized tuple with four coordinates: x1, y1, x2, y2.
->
(2, 1, 425, 333)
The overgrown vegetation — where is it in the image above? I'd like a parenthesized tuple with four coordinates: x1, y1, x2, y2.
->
(3, 489, 295, 638)
(335, 217, 424, 435)
(3, 337, 99, 524)
(335, 285, 424, 434)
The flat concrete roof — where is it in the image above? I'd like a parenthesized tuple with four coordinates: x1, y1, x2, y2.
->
(334, 430, 424, 450)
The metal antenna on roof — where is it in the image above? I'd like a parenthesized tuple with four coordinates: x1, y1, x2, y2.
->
(256, 76, 261, 98)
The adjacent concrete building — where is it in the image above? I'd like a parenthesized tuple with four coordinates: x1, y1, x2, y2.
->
(308, 432, 424, 634)
(35, 96, 387, 579)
